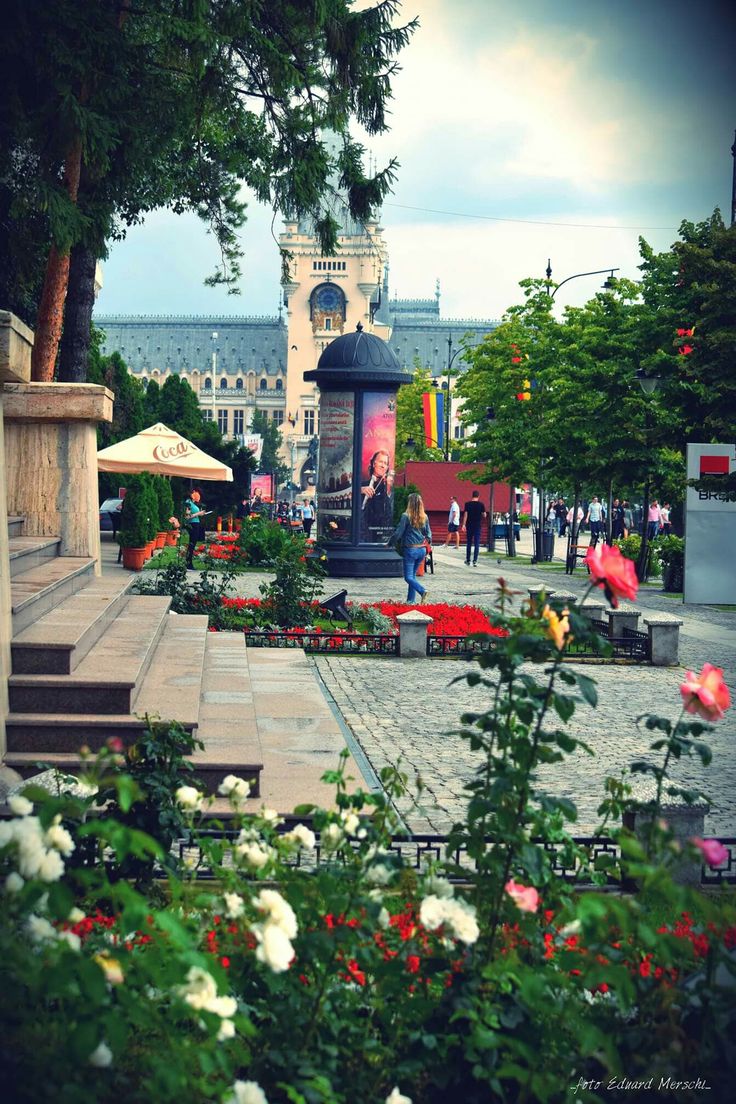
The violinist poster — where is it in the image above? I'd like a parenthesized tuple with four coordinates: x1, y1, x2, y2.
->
(360, 391, 396, 543)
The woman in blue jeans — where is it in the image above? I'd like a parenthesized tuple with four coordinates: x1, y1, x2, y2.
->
(389, 492, 432, 604)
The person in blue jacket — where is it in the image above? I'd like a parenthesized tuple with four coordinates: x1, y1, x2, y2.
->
(388, 492, 432, 604)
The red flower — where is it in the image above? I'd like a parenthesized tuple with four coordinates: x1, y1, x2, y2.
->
(406, 955, 421, 974)
(584, 543, 638, 608)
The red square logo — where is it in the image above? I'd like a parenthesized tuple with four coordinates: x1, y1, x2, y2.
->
(699, 455, 730, 475)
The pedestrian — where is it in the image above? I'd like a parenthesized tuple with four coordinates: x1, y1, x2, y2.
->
(388, 492, 432, 604)
(184, 488, 207, 568)
(556, 497, 567, 537)
(611, 498, 625, 540)
(622, 500, 633, 538)
(647, 500, 662, 541)
(566, 502, 583, 536)
(661, 502, 672, 536)
(461, 490, 486, 566)
(585, 495, 604, 545)
(444, 496, 461, 548)
(301, 499, 314, 538)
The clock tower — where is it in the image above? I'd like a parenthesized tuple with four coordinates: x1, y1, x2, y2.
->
(279, 203, 389, 493)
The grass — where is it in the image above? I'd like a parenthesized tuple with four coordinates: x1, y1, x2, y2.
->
(143, 545, 263, 573)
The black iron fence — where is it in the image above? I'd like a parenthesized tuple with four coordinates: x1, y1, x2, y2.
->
(244, 631, 398, 656)
(175, 829, 736, 887)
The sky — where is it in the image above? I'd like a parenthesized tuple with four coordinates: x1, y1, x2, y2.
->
(95, 0, 736, 323)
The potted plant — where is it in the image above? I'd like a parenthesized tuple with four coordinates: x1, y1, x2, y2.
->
(140, 475, 159, 558)
(518, 511, 531, 528)
(117, 475, 149, 570)
(153, 476, 175, 549)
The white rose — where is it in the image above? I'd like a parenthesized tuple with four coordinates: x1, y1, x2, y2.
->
(217, 1018, 236, 1041)
(423, 875, 454, 899)
(8, 794, 33, 817)
(341, 811, 360, 835)
(223, 892, 245, 919)
(27, 914, 57, 943)
(5, 872, 24, 893)
(57, 930, 82, 953)
(88, 1041, 113, 1068)
(45, 822, 75, 857)
(226, 1081, 269, 1104)
(255, 923, 294, 973)
(281, 824, 316, 850)
(261, 807, 281, 825)
(218, 775, 251, 803)
(386, 1089, 412, 1104)
(321, 823, 343, 849)
(235, 842, 272, 870)
(253, 889, 297, 939)
(418, 895, 446, 932)
(67, 907, 85, 923)
(36, 848, 65, 883)
(209, 995, 237, 1019)
(175, 785, 204, 812)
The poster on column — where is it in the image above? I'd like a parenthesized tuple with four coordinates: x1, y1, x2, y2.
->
(683, 442, 736, 603)
(317, 391, 354, 542)
(360, 391, 396, 543)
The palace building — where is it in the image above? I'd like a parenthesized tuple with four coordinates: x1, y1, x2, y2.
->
(95, 203, 496, 492)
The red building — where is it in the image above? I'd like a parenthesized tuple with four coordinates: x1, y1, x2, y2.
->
(399, 462, 512, 545)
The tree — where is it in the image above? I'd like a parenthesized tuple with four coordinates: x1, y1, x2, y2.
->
(250, 410, 289, 487)
(0, 1, 416, 381)
(394, 363, 443, 468)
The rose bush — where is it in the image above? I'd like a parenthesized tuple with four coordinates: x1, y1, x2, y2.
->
(2, 572, 735, 1103)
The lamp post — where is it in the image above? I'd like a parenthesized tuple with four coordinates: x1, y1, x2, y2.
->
(545, 260, 619, 300)
(434, 334, 464, 460)
(635, 368, 661, 582)
(210, 331, 218, 426)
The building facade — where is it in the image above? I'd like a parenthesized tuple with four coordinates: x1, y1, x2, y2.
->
(95, 213, 497, 491)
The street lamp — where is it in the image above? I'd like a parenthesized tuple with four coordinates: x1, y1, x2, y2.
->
(635, 368, 662, 582)
(210, 331, 218, 425)
(431, 334, 465, 460)
(545, 259, 620, 300)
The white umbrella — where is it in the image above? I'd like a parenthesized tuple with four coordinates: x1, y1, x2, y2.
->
(97, 422, 233, 481)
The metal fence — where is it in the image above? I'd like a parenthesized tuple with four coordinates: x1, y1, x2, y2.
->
(174, 830, 736, 887)
(244, 631, 398, 655)
(565, 620, 650, 662)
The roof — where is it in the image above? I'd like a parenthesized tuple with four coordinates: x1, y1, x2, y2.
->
(402, 462, 512, 513)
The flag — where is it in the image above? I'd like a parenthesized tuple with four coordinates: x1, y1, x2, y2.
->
(422, 391, 444, 450)
(700, 454, 730, 475)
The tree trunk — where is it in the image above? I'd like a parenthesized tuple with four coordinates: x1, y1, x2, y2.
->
(606, 477, 613, 544)
(507, 482, 516, 557)
(30, 136, 83, 382)
(58, 243, 97, 382)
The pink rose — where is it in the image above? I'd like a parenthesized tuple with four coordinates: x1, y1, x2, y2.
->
(680, 663, 731, 722)
(504, 879, 539, 913)
(691, 837, 728, 867)
(584, 543, 638, 608)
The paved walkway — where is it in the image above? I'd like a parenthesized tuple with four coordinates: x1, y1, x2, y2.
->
(108, 535, 736, 834)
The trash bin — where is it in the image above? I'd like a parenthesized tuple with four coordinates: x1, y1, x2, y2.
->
(542, 529, 555, 561)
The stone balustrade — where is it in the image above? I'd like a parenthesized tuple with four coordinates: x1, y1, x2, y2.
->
(643, 614, 684, 666)
(396, 610, 433, 658)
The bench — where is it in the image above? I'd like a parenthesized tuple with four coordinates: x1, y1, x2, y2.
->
(565, 543, 592, 575)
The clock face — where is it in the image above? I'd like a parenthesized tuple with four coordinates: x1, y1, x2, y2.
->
(316, 285, 342, 312)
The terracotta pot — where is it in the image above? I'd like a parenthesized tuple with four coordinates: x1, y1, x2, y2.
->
(155, 531, 167, 549)
(166, 529, 179, 546)
(144, 540, 155, 558)
(121, 546, 148, 571)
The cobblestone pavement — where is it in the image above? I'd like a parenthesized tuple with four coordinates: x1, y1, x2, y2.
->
(220, 537, 735, 837)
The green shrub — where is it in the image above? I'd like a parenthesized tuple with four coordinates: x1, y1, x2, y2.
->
(236, 514, 299, 566)
(393, 481, 420, 524)
(614, 532, 661, 577)
(117, 475, 149, 548)
(153, 476, 175, 531)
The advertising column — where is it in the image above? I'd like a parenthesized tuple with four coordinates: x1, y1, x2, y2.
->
(683, 442, 736, 603)
(359, 391, 397, 544)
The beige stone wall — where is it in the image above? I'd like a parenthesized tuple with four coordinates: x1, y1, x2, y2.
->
(3, 383, 113, 574)
(0, 397, 11, 757)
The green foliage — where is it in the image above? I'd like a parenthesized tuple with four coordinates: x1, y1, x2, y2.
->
(235, 514, 298, 566)
(153, 477, 176, 531)
(117, 475, 150, 549)
(132, 553, 244, 631)
(258, 542, 325, 629)
(249, 409, 289, 486)
(395, 363, 443, 468)
(392, 481, 420, 524)
(614, 533, 661, 577)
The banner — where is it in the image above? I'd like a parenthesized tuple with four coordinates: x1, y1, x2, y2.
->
(317, 391, 354, 543)
(683, 442, 736, 603)
(360, 391, 397, 543)
(241, 434, 263, 463)
(422, 391, 444, 450)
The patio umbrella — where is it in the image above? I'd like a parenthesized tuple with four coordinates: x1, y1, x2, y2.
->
(97, 422, 233, 481)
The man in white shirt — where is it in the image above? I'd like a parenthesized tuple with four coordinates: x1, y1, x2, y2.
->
(444, 496, 461, 548)
(585, 495, 604, 545)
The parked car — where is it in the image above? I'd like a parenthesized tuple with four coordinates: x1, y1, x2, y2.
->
(99, 497, 124, 534)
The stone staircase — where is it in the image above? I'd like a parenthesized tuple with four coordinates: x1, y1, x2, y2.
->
(4, 517, 263, 796)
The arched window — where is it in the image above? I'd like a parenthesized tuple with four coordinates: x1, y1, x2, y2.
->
(236, 378, 244, 390)
(259, 378, 267, 391)
(220, 378, 227, 389)
(275, 379, 283, 391)
(204, 378, 212, 389)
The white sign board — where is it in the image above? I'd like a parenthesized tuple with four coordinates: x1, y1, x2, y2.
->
(240, 434, 263, 463)
(683, 442, 736, 604)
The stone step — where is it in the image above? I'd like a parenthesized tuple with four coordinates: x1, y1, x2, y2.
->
(11, 575, 134, 675)
(190, 632, 263, 796)
(10, 556, 97, 635)
(7, 516, 26, 538)
(132, 613, 209, 728)
(8, 535, 61, 578)
(4, 713, 160, 754)
(8, 596, 171, 714)
(3, 750, 84, 782)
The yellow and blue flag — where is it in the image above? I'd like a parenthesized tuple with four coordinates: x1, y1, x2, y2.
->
(422, 391, 444, 450)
